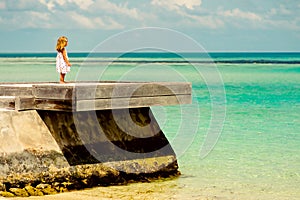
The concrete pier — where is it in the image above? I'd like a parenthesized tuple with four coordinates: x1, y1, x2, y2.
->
(0, 81, 191, 197)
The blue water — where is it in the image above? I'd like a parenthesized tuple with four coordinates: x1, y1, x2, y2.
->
(0, 52, 299, 199)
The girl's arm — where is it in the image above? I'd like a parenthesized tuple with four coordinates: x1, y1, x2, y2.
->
(62, 49, 71, 66)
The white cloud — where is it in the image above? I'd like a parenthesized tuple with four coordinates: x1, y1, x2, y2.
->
(26, 11, 53, 28)
(64, 0, 94, 10)
(221, 8, 262, 21)
(278, 4, 291, 15)
(91, 0, 139, 20)
(269, 4, 292, 17)
(264, 4, 300, 30)
(0, 0, 127, 30)
(72, 0, 94, 10)
(29, 11, 50, 21)
(0, 0, 299, 32)
(151, 0, 201, 10)
(70, 11, 95, 29)
(150, 0, 224, 29)
(101, 17, 124, 30)
(0, 1, 50, 29)
(225, 3, 300, 31)
(39, 0, 93, 11)
(70, 11, 123, 30)
(39, 0, 55, 11)
(185, 15, 224, 29)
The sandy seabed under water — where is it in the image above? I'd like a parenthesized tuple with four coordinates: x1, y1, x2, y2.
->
(4, 178, 298, 200)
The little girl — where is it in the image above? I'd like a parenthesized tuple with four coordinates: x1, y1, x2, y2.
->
(56, 36, 71, 83)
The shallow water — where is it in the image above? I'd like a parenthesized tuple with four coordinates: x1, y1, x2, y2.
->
(1, 52, 300, 199)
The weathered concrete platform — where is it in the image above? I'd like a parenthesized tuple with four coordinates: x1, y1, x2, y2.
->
(0, 81, 191, 197)
(0, 81, 191, 111)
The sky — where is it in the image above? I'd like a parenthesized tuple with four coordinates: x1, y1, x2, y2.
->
(0, 0, 299, 52)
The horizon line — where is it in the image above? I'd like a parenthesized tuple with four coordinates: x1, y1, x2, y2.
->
(1, 51, 300, 54)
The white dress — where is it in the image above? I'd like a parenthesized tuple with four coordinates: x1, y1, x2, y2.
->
(56, 51, 70, 74)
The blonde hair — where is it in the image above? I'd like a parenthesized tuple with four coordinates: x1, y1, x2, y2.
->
(56, 36, 68, 52)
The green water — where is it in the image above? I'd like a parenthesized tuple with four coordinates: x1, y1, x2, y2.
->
(0, 53, 299, 199)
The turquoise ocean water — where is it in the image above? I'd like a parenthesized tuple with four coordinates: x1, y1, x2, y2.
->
(0, 52, 299, 199)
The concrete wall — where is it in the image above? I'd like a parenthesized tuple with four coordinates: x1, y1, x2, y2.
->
(0, 108, 179, 197)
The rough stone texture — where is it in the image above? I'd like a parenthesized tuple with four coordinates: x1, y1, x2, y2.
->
(0, 191, 15, 197)
(36, 184, 58, 195)
(9, 188, 29, 197)
(24, 185, 44, 196)
(0, 108, 180, 197)
(0, 153, 179, 197)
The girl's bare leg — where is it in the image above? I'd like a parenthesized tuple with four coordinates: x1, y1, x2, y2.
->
(60, 73, 66, 84)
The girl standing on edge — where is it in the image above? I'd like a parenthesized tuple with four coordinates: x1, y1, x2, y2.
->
(56, 36, 71, 83)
